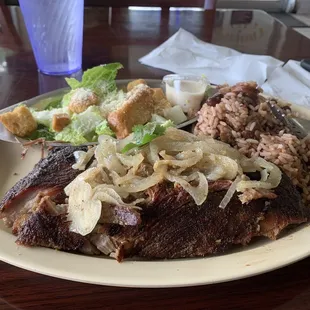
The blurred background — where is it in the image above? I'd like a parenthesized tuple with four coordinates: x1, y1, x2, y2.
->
(1, 0, 309, 13)
(0, 0, 309, 105)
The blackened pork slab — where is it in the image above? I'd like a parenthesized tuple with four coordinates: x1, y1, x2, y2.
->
(1, 143, 309, 261)
(0, 146, 86, 226)
(12, 194, 99, 255)
(100, 174, 309, 261)
(14, 195, 85, 250)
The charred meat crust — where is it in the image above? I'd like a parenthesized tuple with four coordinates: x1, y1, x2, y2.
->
(0, 146, 87, 219)
(14, 196, 86, 251)
(1, 144, 309, 261)
(7, 173, 309, 261)
(102, 174, 309, 260)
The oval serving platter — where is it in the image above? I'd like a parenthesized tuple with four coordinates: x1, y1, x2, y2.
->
(0, 80, 310, 287)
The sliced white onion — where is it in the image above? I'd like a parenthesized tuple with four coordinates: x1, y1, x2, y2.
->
(65, 167, 109, 193)
(202, 154, 239, 181)
(254, 157, 282, 188)
(147, 142, 160, 164)
(237, 180, 273, 191)
(64, 127, 283, 233)
(92, 186, 143, 207)
(237, 157, 282, 192)
(260, 169, 269, 182)
(121, 172, 164, 193)
(154, 149, 203, 171)
(93, 184, 129, 199)
(165, 172, 208, 206)
(219, 176, 241, 209)
(72, 147, 95, 171)
(68, 200, 102, 236)
(95, 136, 126, 175)
(67, 180, 102, 236)
(116, 153, 144, 173)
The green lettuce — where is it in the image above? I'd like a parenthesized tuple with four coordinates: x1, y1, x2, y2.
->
(27, 124, 55, 141)
(65, 63, 123, 98)
(31, 108, 69, 128)
(61, 91, 74, 107)
(61, 63, 123, 110)
(45, 98, 63, 110)
(55, 106, 104, 145)
(54, 127, 88, 145)
(95, 120, 115, 136)
(122, 120, 174, 153)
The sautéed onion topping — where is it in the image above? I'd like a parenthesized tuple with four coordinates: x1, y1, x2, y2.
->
(65, 128, 282, 236)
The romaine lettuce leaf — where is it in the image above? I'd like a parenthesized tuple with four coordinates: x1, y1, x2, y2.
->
(70, 106, 103, 135)
(65, 63, 123, 98)
(45, 98, 62, 110)
(95, 120, 115, 136)
(122, 120, 174, 153)
(61, 91, 74, 107)
(27, 124, 55, 141)
(62, 63, 123, 109)
(54, 127, 88, 145)
(54, 106, 104, 145)
(31, 108, 69, 128)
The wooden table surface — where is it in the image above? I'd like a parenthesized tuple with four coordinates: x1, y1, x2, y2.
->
(0, 5, 310, 310)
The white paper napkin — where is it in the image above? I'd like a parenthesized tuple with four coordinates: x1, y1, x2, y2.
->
(139, 28, 284, 86)
(261, 60, 310, 107)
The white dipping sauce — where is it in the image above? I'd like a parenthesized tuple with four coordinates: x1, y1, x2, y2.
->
(165, 79, 206, 115)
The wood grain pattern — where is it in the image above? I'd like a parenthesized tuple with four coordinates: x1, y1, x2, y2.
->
(0, 5, 310, 310)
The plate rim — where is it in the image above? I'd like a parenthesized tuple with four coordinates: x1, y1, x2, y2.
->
(0, 80, 310, 287)
(0, 142, 309, 288)
(0, 217, 309, 288)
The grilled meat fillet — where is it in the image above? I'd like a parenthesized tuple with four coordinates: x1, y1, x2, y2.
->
(0, 146, 87, 226)
(1, 146, 309, 261)
(97, 174, 309, 261)
(13, 194, 99, 255)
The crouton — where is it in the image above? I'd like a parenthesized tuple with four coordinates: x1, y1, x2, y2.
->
(152, 88, 166, 102)
(68, 88, 99, 114)
(127, 79, 147, 92)
(0, 106, 37, 137)
(151, 88, 172, 115)
(108, 84, 154, 139)
(52, 113, 71, 132)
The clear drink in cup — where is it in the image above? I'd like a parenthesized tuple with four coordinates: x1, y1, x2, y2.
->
(19, 0, 84, 75)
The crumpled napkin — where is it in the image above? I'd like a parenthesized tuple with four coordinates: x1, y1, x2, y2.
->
(139, 28, 284, 86)
(261, 60, 310, 107)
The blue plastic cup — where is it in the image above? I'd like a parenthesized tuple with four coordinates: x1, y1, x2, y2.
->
(38, 70, 83, 94)
(19, 0, 84, 75)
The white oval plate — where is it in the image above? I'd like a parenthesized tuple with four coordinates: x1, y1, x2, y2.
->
(0, 143, 310, 287)
(0, 82, 310, 287)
